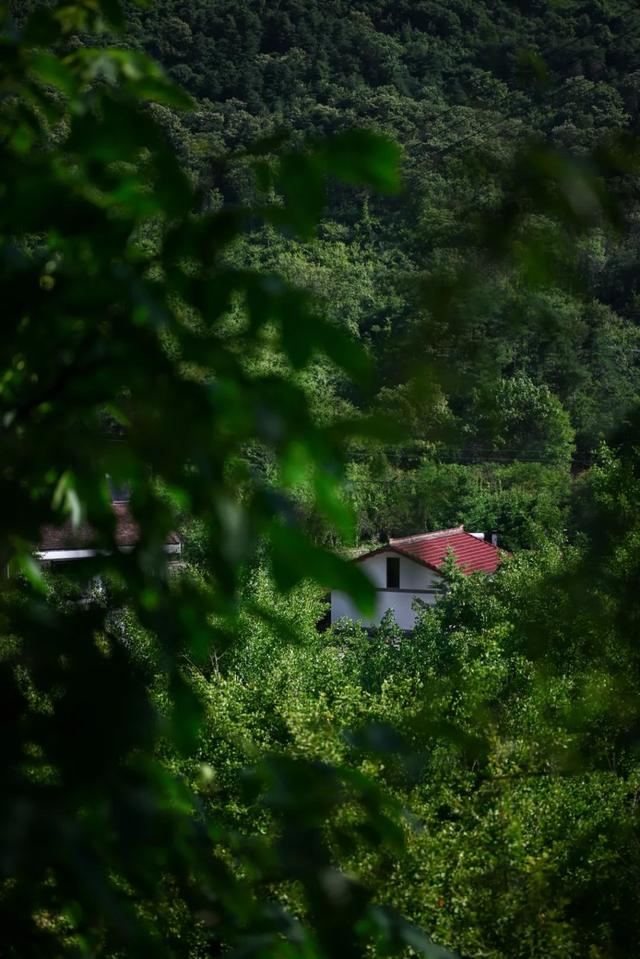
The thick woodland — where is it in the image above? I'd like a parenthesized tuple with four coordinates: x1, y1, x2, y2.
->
(4, 3, 640, 959)
(124, 0, 640, 548)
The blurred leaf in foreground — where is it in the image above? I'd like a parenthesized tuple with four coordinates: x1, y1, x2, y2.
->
(0, 1, 454, 957)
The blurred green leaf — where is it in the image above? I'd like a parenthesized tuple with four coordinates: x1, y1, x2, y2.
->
(28, 52, 78, 96)
(322, 131, 402, 193)
(270, 524, 375, 614)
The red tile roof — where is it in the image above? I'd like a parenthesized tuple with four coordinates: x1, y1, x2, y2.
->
(358, 527, 502, 575)
(39, 502, 180, 551)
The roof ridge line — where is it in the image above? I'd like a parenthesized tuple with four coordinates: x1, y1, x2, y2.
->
(389, 526, 464, 545)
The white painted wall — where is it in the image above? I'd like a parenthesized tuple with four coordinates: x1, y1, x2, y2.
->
(356, 550, 440, 590)
(331, 549, 443, 631)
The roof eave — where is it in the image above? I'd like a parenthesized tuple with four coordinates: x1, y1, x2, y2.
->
(353, 543, 442, 574)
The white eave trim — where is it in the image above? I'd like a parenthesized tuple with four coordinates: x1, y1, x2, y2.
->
(37, 543, 182, 562)
(36, 548, 105, 561)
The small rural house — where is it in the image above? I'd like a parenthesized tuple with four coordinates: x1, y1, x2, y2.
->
(37, 500, 182, 566)
(331, 526, 502, 631)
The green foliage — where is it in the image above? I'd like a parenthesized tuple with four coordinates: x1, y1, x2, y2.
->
(343, 456, 570, 549)
(0, 2, 451, 956)
(126, 0, 640, 465)
(120, 0, 640, 551)
(465, 374, 575, 466)
(178, 519, 640, 959)
(5, 2, 640, 958)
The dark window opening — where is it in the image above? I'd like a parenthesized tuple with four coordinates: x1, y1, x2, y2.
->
(107, 476, 131, 503)
(386, 556, 400, 589)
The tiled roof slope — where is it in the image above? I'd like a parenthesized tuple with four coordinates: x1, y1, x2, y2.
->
(40, 502, 180, 551)
(389, 526, 501, 575)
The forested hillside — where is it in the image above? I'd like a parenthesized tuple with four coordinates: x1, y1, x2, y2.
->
(5, 3, 640, 958)
(123, 0, 640, 547)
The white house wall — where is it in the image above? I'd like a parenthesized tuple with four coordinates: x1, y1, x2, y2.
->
(331, 549, 443, 631)
(357, 551, 440, 590)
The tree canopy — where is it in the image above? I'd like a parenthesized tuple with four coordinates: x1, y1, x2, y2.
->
(119, 0, 640, 548)
(3, 2, 640, 958)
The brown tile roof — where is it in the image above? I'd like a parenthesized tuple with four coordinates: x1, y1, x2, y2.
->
(39, 502, 180, 551)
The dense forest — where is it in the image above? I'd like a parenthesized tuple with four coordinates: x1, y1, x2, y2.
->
(119, 0, 640, 550)
(3, 2, 640, 958)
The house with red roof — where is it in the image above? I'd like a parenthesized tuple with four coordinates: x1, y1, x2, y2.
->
(331, 527, 503, 630)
